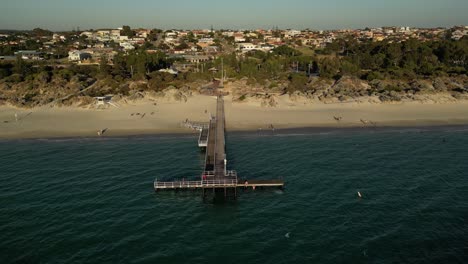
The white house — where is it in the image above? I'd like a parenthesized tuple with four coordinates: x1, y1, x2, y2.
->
(80, 31, 94, 39)
(285, 29, 301, 37)
(118, 36, 129, 42)
(198, 38, 214, 44)
(120, 42, 135, 50)
(68, 50, 92, 61)
(159, 68, 178, 75)
(222, 32, 234, 37)
(237, 43, 257, 52)
(234, 36, 246, 42)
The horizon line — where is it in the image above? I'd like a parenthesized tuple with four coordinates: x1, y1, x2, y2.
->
(1, 24, 466, 33)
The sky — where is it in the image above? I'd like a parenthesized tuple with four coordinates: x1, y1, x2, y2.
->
(1, 0, 467, 31)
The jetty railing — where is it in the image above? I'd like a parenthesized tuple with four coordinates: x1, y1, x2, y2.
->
(154, 178, 238, 189)
(183, 121, 209, 131)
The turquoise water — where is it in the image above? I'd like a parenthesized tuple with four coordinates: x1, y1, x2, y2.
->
(1, 127, 468, 263)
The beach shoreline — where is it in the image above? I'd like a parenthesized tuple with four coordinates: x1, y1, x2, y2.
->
(1, 95, 468, 139)
(2, 124, 468, 142)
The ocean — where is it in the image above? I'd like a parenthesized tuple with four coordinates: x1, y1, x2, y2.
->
(1, 126, 468, 263)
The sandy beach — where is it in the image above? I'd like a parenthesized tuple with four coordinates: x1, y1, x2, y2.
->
(1, 94, 468, 139)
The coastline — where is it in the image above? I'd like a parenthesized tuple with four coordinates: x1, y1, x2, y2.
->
(1, 95, 468, 139)
(2, 124, 468, 142)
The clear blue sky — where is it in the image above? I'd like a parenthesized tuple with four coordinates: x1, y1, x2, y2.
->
(1, 0, 467, 31)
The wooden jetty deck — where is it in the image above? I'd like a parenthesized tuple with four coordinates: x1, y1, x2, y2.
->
(155, 95, 284, 199)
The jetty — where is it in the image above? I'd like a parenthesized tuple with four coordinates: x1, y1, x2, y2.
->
(154, 96, 284, 199)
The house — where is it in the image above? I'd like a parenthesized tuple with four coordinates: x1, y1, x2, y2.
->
(245, 32, 258, 38)
(80, 31, 95, 39)
(129, 37, 145, 45)
(164, 36, 177, 43)
(159, 68, 178, 75)
(285, 29, 301, 38)
(198, 38, 214, 44)
(234, 32, 246, 42)
(258, 43, 274, 52)
(14, 50, 43, 60)
(97, 30, 111, 37)
(110, 30, 121, 41)
(68, 50, 92, 61)
(203, 46, 218, 53)
(136, 29, 150, 38)
(222, 31, 234, 37)
(119, 36, 129, 42)
(173, 50, 187, 54)
(183, 55, 211, 63)
(81, 47, 117, 62)
(265, 36, 281, 44)
(372, 33, 385, 42)
(196, 42, 211, 48)
(452, 30, 467, 40)
(0, 56, 16, 61)
(237, 43, 257, 52)
(52, 34, 66, 41)
(120, 42, 135, 50)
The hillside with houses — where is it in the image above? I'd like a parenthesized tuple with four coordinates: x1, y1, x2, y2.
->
(0, 25, 467, 108)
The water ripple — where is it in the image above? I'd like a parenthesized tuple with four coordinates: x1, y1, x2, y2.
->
(1, 129, 468, 263)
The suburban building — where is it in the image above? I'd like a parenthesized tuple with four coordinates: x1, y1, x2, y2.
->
(183, 55, 211, 63)
(237, 43, 257, 52)
(14, 50, 43, 60)
(120, 42, 135, 50)
(68, 50, 92, 61)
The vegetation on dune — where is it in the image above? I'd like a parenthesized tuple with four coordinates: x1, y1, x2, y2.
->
(0, 35, 467, 107)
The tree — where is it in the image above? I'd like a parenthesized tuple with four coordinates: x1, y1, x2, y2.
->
(384, 42, 402, 68)
(13, 55, 30, 78)
(158, 43, 170, 50)
(187, 32, 197, 43)
(142, 41, 155, 50)
(340, 60, 360, 76)
(287, 73, 309, 93)
(32, 28, 53, 37)
(0, 64, 12, 79)
(319, 57, 340, 79)
(121, 25, 135, 38)
(272, 45, 302, 57)
(98, 54, 111, 78)
(111, 53, 129, 78)
(176, 41, 189, 50)
(148, 29, 162, 41)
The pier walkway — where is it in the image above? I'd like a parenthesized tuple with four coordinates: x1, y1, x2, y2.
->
(154, 96, 284, 198)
